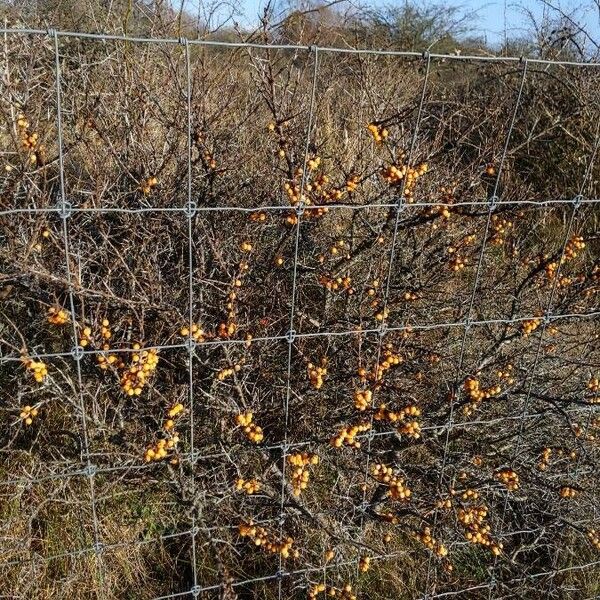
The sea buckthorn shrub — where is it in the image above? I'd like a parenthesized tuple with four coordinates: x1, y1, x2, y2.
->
(1, 8, 600, 600)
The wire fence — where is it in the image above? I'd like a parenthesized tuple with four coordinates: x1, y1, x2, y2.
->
(1, 27, 600, 600)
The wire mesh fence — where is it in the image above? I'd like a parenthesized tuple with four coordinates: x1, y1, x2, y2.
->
(1, 27, 600, 600)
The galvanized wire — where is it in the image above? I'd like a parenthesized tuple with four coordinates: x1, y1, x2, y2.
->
(1, 27, 600, 67)
(50, 28, 105, 587)
(423, 58, 529, 597)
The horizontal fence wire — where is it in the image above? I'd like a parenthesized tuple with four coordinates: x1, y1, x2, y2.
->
(1, 25, 599, 600)
(1, 310, 599, 363)
(0, 27, 599, 67)
(2, 197, 599, 217)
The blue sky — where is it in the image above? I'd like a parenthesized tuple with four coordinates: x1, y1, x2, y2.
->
(206, 0, 600, 49)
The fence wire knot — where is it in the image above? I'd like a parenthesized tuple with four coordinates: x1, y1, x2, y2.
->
(185, 337, 197, 353)
(184, 200, 197, 218)
(71, 345, 85, 361)
(57, 200, 72, 219)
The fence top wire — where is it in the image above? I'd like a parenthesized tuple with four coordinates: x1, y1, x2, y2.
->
(2, 26, 600, 67)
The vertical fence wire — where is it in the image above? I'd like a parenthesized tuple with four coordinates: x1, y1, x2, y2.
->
(423, 58, 529, 598)
(50, 28, 105, 588)
(182, 37, 200, 594)
(278, 45, 320, 600)
(358, 52, 432, 535)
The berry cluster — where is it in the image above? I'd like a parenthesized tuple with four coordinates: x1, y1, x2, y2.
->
(496, 364, 515, 384)
(417, 526, 448, 557)
(100, 318, 112, 341)
(521, 317, 542, 336)
(309, 583, 356, 599)
(463, 377, 502, 416)
(308, 359, 328, 389)
(458, 504, 502, 555)
(460, 488, 479, 501)
(144, 402, 183, 462)
(427, 187, 454, 225)
(495, 469, 519, 491)
(217, 363, 242, 381)
(489, 215, 513, 246)
(381, 159, 428, 201)
(367, 122, 389, 143)
(564, 235, 585, 260)
(318, 275, 354, 294)
(346, 174, 360, 193)
(180, 323, 207, 343)
(374, 404, 422, 439)
(288, 452, 319, 496)
(436, 497, 453, 510)
(202, 150, 217, 170)
(79, 326, 93, 348)
(120, 345, 159, 396)
(284, 180, 306, 208)
(587, 529, 600, 551)
(235, 478, 261, 494)
(330, 421, 371, 449)
(19, 405, 39, 425)
(17, 112, 42, 164)
(144, 435, 179, 463)
(33, 228, 50, 252)
(448, 253, 466, 272)
(374, 307, 389, 322)
(22, 357, 48, 383)
(249, 211, 267, 223)
(168, 403, 184, 420)
(373, 348, 402, 382)
(399, 419, 422, 440)
(47, 306, 69, 325)
(358, 555, 371, 572)
(372, 463, 412, 501)
(354, 389, 373, 411)
(545, 260, 559, 280)
(140, 176, 158, 195)
(559, 485, 578, 498)
(538, 447, 552, 471)
(238, 521, 298, 558)
(235, 412, 264, 443)
(307, 156, 321, 171)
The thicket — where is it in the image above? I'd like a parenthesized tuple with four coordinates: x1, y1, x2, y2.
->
(1, 1, 599, 598)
